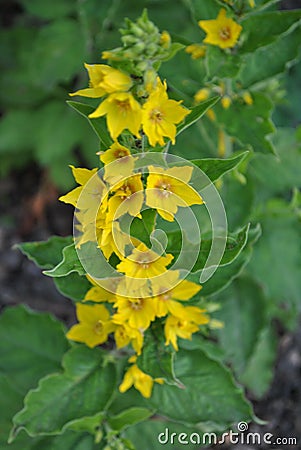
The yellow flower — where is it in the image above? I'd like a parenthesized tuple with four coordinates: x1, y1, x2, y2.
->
(119, 362, 163, 398)
(248, 0, 255, 8)
(113, 295, 157, 330)
(114, 323, 144, 355)
(84, 280, 116, 303)
(100, 142, 135, 184)
(69, 64, 132, 98)
(98, 219, 130, 260)
(221, 95, 232, 109)
(89, 92, 142, 141)
(100, 142, 131, 165)
(145, 165, 204, 221)
(59, 166, 98, 207)
(206, 108, 216, 121)
(199, 8, 242, 49)
(185, 44, 206, 59)
(106, 174, 144, 221)
(194, 87, 210, 103)
(116, 242, 173, 279)
(164, 309, 209, 351)
(151, 271, 202, 318)
(67, 303, 115, 348)
(160, 30, 171, 49)
(242, 91, 253, 105)
(142, 78, 190, 147)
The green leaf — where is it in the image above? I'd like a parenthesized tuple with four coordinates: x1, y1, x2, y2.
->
(16, 236, 73, 269)
(28, 20, 86, 88)
(68, 101, 113, 149)
(240, 25, 301, 87)
(214, 277, 267, 375)
(240, 325, 277, 399)
(54, 273, 92, 302)
(0, 305, 69, 393)
(191, 151, 249, 183)
(0, 109, 36, 153)
(247, 200, 301, 309)
(176, 96, 220, 136)
(221, 172, 254, 230)
(124, 418, 206, 450)
(195, 224, 261, 297)
(43, 243, 85, 277)
(128, 209, 157, 247)
(216, 93, 275, 154)
(166, 223, 251, 274)
(108, 407, 154, 432)
(136, 327, 179, 385)
(249, 128, 301, 201)
(34, 101, 98, 188)
(11, 346, 116, 439)
(149, 349, 253, 427)
(240, 10, 301, 54)
(205, 46, 241, 79)
(20, 0, 75, 19)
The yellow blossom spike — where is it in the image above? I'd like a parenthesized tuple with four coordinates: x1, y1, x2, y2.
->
(66, 303, 115, 348)
(89, 92, 142, 140)
(199, 8, 242, 49)
(142, 78, 190, 147)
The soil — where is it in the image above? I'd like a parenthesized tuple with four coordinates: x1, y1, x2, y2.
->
(1, 164, 300, 450)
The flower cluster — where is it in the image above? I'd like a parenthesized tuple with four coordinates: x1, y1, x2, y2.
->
(60, 142, 208, 397)
(71, 70, 190, 147)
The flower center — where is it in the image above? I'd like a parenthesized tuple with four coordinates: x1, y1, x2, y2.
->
(219, 27, 231, 41)
(114, 150, 128, 159)
(130, 299, 143, 310)
(150, 108, 164, 123)
(155, 180, 171, 198)
(116, 99, 130, 113)
(94, 320, 104, 334)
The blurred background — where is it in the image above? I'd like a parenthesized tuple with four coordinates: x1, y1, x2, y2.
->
(0, 1, 301, 449)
